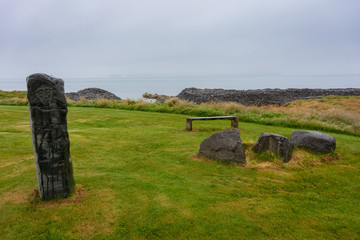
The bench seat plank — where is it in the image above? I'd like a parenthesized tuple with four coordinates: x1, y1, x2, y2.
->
(187, 116, 237, 120)
(186, 116, 238, 130)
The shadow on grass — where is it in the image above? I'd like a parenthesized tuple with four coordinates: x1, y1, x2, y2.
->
(27, 185, 86, 207)
(184, 127, 230, 133)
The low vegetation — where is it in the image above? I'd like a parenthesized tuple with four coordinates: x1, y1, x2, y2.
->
(1, 90, 359, 136)
(142, 92, 170, 101)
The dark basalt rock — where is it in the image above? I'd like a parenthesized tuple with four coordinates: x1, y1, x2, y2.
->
(66, 88, 121, 101)
(254, 133, 293, 162)
(177, 87, 360, 106)
(199, 129, 246, 164)
(290, 130, 336, 153)
(27, 73, 75, 200)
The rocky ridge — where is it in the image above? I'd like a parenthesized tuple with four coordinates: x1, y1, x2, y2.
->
(66, 88, 121, 101)
(177, 88, 360, 106)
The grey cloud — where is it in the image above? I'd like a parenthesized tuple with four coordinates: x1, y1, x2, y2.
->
(0, 0, 359, 78)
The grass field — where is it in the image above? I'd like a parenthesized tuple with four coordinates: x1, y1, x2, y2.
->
(0, 104, 360, 239)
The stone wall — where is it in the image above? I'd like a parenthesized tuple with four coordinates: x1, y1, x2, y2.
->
(177, 88, 360, 106)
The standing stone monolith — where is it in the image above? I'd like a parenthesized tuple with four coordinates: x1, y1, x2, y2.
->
(27, 73, 75, 200)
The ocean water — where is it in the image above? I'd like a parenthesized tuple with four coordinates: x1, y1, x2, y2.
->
(1, 75, 359, 99)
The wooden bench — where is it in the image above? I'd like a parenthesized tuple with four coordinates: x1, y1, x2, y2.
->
(186, 116, 239, 131)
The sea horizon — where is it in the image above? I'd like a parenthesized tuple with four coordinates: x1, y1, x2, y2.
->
(1, 74, 360, 99)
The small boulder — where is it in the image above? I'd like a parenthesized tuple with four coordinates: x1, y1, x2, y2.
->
(199, 129, 246, 164)
(290, 130, 336, 153)
(254, 133, 293, 162)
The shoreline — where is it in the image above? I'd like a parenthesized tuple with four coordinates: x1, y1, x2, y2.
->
(2, 87, 360, 106)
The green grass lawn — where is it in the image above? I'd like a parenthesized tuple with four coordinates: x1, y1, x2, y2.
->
(0, 105, 359, 239)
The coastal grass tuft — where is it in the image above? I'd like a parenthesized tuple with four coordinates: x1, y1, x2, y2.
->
(0, 90, 28, 105)
(0, 105, 359, 239)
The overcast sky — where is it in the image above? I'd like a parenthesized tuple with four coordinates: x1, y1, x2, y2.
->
(0, 0, 359, 78)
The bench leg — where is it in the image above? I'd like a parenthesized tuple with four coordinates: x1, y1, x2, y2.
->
(231, 117, 239, 128)
(186, 119, 192, 131)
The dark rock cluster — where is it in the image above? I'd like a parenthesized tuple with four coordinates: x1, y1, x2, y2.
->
(177, 88, 360, 106)
(66, 88, 121, 101)
(198, 129, 336, 164)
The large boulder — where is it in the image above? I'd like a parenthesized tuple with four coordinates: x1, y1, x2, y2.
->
(253, 133, 293, 162)
(290, 130, 336, 153)
(199, 129, 246, 164)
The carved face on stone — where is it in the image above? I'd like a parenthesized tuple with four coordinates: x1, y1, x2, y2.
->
(35, 85, 53, 105)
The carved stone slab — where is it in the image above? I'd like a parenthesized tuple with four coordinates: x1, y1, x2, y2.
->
(27, 73, 75, 200)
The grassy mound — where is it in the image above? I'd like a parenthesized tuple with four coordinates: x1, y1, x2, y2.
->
(0, 105, 359, 239)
